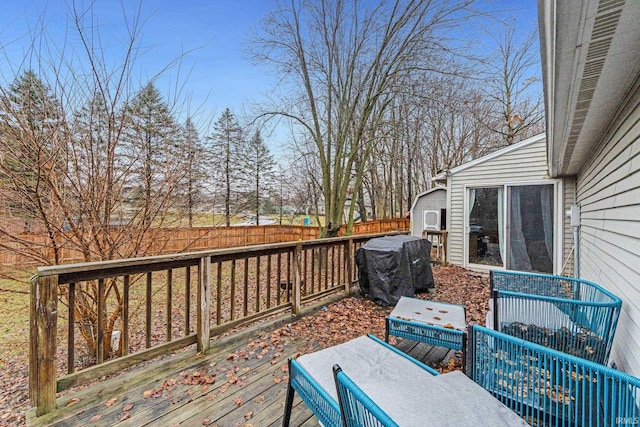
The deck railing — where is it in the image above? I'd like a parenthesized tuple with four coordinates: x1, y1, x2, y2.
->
(29, 232, 397, 416)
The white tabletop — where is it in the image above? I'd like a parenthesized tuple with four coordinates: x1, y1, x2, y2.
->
(390, 296, 466, 331)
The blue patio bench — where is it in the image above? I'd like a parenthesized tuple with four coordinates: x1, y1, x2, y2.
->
(283, 334, 528, 426)
(488, 270, 622, 364)
(467, 323, 640, 427)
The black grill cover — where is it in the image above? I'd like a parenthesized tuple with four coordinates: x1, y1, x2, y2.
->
(355, 235, 434, 306)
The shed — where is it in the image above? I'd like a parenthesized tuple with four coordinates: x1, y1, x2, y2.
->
(433, 133, 574, 276)
(409, 186, 446, 237)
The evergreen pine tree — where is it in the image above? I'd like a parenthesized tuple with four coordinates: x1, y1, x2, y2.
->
(238, 129, 276, 225)
(123, 82, 182, 227)
(207, 108, 243, 226)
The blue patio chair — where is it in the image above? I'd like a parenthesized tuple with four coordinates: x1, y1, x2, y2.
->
(333, 364, 399, 427)
(489, 270, 621, 364)
(468, 323, 640, 426)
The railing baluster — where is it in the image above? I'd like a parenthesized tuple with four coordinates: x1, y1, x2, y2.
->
(276, 253, 282, 306)
(197, 256, 211, 352)
(166, 269, 172, 342)
(311, 248, 316, 294)
(216, 262, 222, 325)
(146, 272, 152, 348)
(346, 239, 353, 294)
(67, 283, 75, 374)
(122, 275, 130, 356)
(266, 255, 272, 308)
(97, 278, 105, 364)
(324, 247, 329, 290)
(244, 258, 249, 317)
(185, 267, 191, 334)
(292, 243, 302, 315)
(256, 256, 261, 313)
(331, 246, 336, 287)
(230, 260, 236, 320)
(303, 248, 308, 295)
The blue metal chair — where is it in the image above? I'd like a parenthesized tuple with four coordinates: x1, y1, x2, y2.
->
(468, 323, 640, 426)
(489, 270, 621, 364)
(333, 364, 399, 427)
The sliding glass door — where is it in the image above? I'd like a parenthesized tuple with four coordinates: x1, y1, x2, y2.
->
(467, 183, 555, 273)
(467, 187, 503, 267)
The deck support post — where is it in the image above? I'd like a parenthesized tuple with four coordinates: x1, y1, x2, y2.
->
(197, 256, 211, 352)
(30, 274, 58, 415)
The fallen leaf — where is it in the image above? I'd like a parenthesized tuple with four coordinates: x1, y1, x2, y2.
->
(123, 403, 133, 412)
(244, 411, 253, 419)
(105, 397, 117, 407)
(202, 418, 211, 426)
(254, 395, 265, 403)
(120, 413, 131, 421)
(90, 415, 101, 423)
(233, 397, 243, 407)
(66, 397, 80, 407)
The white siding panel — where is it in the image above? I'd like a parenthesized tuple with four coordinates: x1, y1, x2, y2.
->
(562, 177, 576, 276)
(576, 89, 640, 377)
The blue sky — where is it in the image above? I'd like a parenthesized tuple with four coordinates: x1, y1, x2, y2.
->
(0, 0, 277, 130)
(0, 0, 539, 149)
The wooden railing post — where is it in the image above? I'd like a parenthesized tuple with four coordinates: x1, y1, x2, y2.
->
(292, 243, 302, 315)
(197, 256, 211, 352)
(345, 239, 354, 295)
(30, 274, 58, 416)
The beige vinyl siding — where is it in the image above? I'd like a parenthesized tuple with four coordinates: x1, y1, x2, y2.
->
(447, 136, 552, 267)
(576, 86, 640, 376)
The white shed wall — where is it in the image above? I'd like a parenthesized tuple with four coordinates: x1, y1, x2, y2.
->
(410, 189, 447, 236)
(575, 83, 640, 376)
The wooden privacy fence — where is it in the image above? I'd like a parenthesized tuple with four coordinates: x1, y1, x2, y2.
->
(2, 219, 409, 266)
(29, 232, 404, 416)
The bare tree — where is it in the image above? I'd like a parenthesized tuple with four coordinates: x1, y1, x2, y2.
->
(479, 21, 544, 145)
(0, 2, 193, 358)
(252, 0, 474, 236)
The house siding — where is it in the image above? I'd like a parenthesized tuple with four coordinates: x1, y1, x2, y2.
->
(561, 177, 576, 276)
(576, 85, 640, 376)
(447, 136, 567, 270)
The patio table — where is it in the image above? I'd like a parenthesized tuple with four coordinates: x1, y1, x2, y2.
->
(386, 296, 467, 355)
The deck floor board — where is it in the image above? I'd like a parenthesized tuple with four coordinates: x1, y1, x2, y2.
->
(28, 326, 454, 426)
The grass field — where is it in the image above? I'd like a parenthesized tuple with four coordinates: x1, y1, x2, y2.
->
(0, 275, 31, 361)
(164, 212, 322, 228)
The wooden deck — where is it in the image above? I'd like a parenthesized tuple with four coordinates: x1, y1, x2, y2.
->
(27, 319, 459, 427)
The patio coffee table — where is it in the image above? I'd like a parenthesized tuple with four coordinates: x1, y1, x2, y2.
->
(386, 296, 467, 356)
